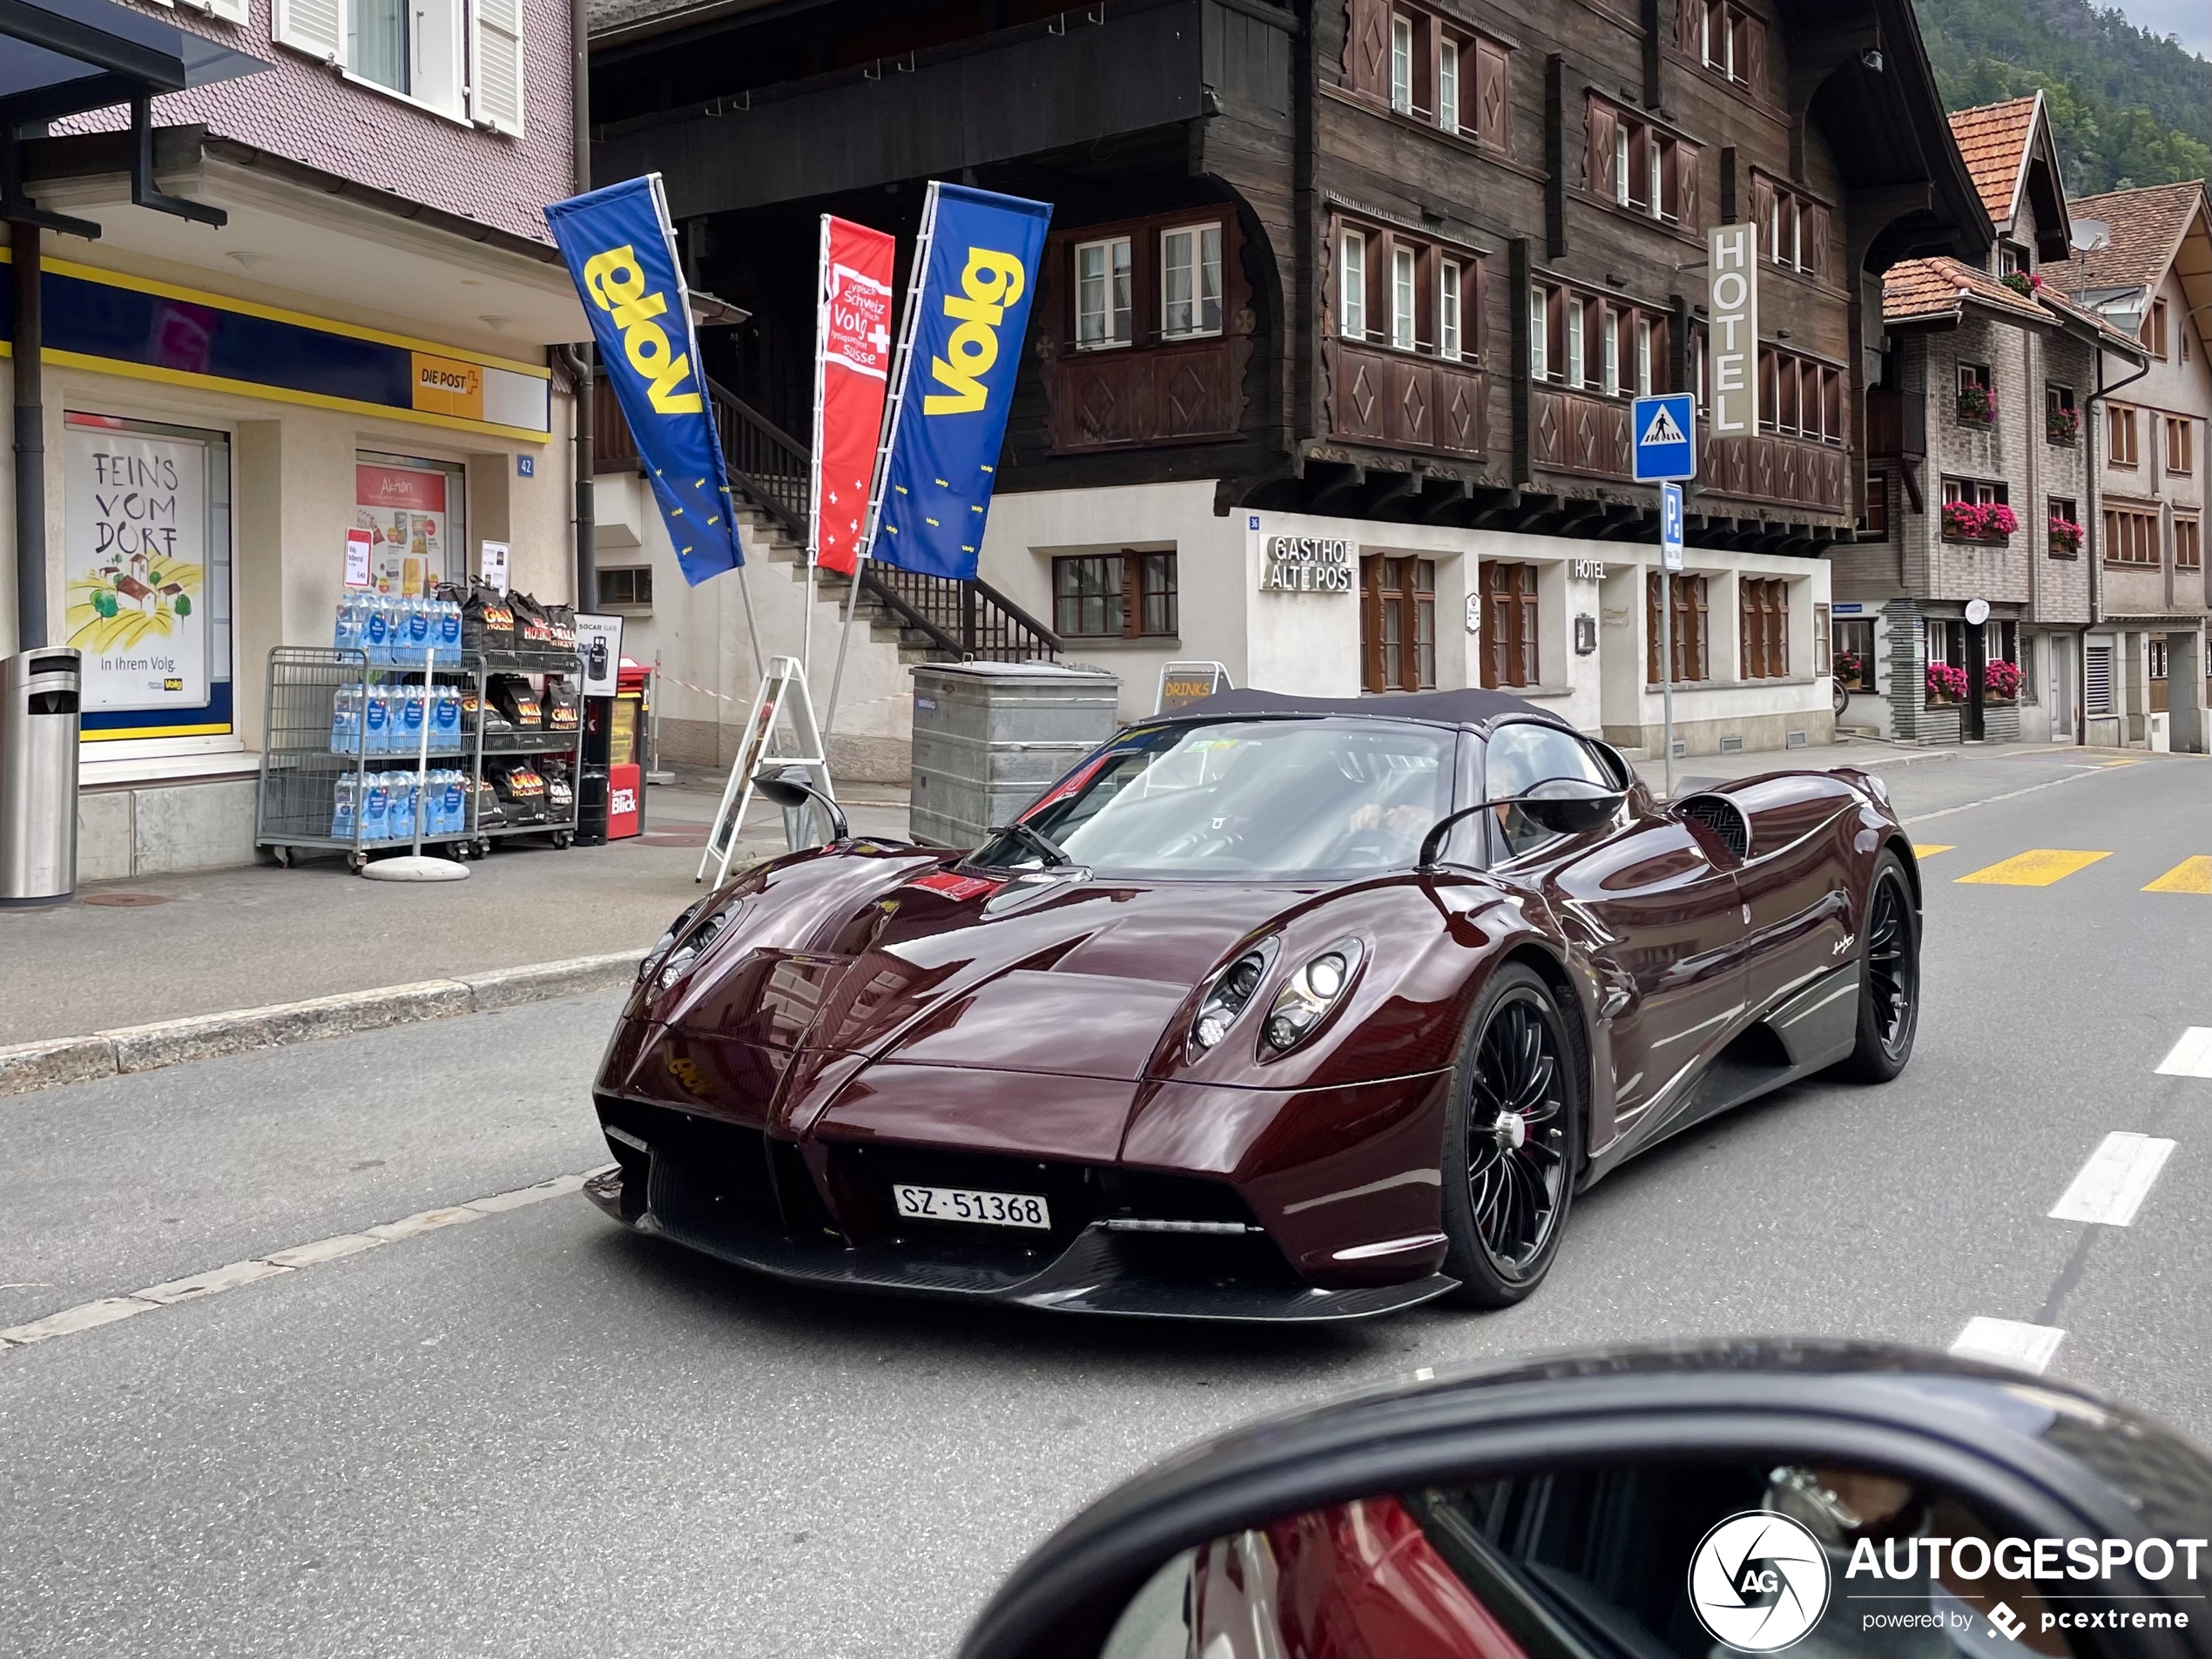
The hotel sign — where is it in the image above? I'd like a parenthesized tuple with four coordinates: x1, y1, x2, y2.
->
(1708, 222, 1759, 438)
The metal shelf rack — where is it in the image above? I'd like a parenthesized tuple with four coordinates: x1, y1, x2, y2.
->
(257, 644, 583, 871)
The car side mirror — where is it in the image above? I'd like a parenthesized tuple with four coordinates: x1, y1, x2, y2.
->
(958, 1344, 2212, 1659)
(751, 765, 849, 845)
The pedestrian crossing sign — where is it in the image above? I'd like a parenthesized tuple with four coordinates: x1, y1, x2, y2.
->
(1632, 393, 1696, 482)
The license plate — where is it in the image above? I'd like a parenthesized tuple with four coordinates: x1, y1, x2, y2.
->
(893, 1184, 1051, 1230)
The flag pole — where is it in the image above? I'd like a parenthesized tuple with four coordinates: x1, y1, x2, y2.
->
(824, 184, 938, 745)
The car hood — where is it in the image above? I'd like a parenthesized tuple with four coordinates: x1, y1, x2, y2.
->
(669, 868, 1304, 1082)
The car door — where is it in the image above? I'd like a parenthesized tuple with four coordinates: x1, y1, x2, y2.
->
(1482, 725, 1748, 1157)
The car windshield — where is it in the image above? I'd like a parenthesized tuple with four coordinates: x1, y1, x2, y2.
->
(972, 718, 1459, 880)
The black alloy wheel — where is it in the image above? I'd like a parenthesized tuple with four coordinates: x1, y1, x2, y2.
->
(1441, 965, 1582, 1308)
(1838, 850, 1919, 1082)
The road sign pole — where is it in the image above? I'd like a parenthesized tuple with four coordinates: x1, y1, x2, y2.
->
(1660, 566, 1674, 799)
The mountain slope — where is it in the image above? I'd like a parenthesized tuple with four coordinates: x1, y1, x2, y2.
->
(1913, 0, 2212, 193)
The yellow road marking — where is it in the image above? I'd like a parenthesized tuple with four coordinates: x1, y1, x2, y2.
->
(2145, 856, 2212, 894)
(1955, 849, 2113, 887)
(1911, 844, 1955, 860)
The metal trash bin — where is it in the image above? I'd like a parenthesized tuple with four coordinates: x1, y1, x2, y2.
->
(908, 661, 1120, 848)
(0, 648, 82, 905)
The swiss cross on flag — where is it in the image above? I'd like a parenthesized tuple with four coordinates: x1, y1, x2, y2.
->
(811, 217, 899, 576)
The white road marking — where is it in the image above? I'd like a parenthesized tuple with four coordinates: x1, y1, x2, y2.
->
(2048, 1133, 2176, 1227)
(1413, 1366, 1435, 1382)
(0, 1170, 593, 1356)
(2155, 1028, 2212, 1077)
(1903, 765, 2123, 827)
(1950, 1318, 2067, 1374)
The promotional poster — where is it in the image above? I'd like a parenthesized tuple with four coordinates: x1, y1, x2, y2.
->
(64, 423, 211, 714)
(810, 216, 896, 577)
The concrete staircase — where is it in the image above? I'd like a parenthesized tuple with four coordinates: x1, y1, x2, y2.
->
(734, 502, 954, 670)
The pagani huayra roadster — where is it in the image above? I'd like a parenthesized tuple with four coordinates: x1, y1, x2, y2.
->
(588, 688, 1920, 1320)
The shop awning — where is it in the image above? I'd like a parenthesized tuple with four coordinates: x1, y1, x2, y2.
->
(0, 0, 266, 129)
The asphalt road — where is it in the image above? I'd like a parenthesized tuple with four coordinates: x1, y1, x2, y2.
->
(5, 745, 2211, 1658)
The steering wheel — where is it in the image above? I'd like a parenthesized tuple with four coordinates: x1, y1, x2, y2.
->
(1157, 826, 1246, 864)
(1338, 827, 1399, 867)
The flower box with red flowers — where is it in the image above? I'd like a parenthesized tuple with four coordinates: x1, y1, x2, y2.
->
(2047, 404, 2079, 445)
(1983, 658, 2023, 702)
(2048, 515, 2084, 556)
(1941, 500, 2016, 543)
(1925, 662, 1968, 705)
(2000, 271, 2044, 298)
(1955, 383, 1996, 426)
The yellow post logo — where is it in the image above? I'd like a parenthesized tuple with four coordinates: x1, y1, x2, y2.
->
(924, 246, 1028, 415)
(582, 244, 703, 415)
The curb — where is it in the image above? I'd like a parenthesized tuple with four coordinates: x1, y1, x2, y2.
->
(0, 949, 644, 1101)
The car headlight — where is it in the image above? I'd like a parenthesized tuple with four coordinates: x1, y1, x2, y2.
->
(1262, 938, 1366, 1054)
(644, 899, 745, 993)
(639, 901, 706, 982)
(1189, 939, 1280, 1055)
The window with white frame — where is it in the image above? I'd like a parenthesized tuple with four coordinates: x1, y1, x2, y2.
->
(1613, 125, 1629, 205)
(1160, 225, 1223, 339)
(1635, 315, 1653, 396)
(1440, 260, 1462, 361)
(277, 0, 523, 132)
(1437, 38, 1460, 135)
(1389, 14, 1413, 113)
(1392, 246, 1417, 350)
(1340, 231, 1367, 340)
(1528, 285, 1549, 379)
(1075, 236, 1133, 349)
(1565, 300, 1584, 389)
(1602, 308, 1620, 395)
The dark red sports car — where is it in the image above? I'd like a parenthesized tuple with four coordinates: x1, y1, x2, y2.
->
(586, 687, 1920, 1319)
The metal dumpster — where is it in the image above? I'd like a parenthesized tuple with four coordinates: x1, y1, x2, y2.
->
(907, 662, 1120, 848)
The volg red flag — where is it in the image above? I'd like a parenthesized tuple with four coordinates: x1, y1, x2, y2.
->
(809, 216, 897, 576)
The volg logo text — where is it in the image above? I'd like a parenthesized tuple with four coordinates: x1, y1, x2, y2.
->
(581, 245, 702, 415)
(924, 247, 1028, 415)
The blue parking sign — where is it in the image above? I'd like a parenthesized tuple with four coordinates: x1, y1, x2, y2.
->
(1632, 394, 1696, 482)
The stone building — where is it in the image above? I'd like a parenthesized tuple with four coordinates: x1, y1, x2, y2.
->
(1829, 93, 2138, 745)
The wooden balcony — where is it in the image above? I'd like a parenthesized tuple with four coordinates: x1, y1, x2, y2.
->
(1323, 341, 1487, 457)
(1045, 336, 1244, 454)
(1530, 388, 1629, 476)
(1866, 388, 1925, 458)
(1705, 428, 1854, 516)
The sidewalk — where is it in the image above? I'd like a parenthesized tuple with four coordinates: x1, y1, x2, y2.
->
(0, 781, 911, 1049)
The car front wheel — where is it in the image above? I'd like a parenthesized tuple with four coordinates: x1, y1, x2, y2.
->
(1835, 849, 1920, 1082)
(1440, 964, 1584, 1309)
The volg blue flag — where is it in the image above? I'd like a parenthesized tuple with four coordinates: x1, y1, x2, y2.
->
(871, 183, 1052, 580)
(545, 175, 742, 586)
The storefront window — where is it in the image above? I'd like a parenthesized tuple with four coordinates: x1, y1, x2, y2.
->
(64, 412, 234, 745)
(356, 453, 466, 597)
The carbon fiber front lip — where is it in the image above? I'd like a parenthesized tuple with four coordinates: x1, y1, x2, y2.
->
(581, 1165, 1458, 1323)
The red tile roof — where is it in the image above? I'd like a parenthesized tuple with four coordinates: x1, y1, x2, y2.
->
(1882, 256, 2048, 326)
(1946, 97, 2040, 226)
(2049, 181, 2211, 295)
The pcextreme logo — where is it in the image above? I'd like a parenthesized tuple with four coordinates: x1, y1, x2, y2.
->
(580, 245, 702, 415)
(924, 246, 1028, 415)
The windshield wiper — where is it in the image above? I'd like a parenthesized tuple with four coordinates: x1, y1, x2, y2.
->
(990, 820, 1073, 867)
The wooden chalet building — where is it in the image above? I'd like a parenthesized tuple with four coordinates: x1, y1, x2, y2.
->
(592, 0, 1986, 758)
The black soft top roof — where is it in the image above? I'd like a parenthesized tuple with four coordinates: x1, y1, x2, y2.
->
(1159, 685, 1571, 732)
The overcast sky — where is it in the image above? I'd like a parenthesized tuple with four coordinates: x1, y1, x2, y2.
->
(2119, 0, 2211, 59)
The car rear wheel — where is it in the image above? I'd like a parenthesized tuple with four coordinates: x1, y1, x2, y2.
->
(1835, 850, 1919, 1083)
(1440, 965, 1583, 1309)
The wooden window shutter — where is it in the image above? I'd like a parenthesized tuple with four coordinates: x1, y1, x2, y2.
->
(1750, 175, 1777, 250)
(1740, 584, 1755, 678)
(1645, 572, 1662, 684)
(471, 0, 528, 134)
(1517, 570, 1540, 685)
(1675, 141, 1701, 230)
(1475, 38, 1509, 149)
(1347, 0, 1390, 96)
(1804, 203, 1829, 279)
(200, 0, 249, 24)
(1676, 0, 1701, 55)
(1744, 16, 1767, 100)
(273, 0, 343, 62)
(1587, 98, 1617, 197)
